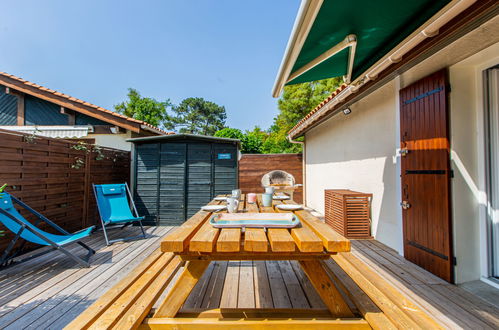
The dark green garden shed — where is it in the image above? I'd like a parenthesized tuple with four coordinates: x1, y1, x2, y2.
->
(128, 134, 239, 226)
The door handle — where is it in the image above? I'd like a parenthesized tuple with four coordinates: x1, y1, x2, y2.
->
(399, 148, 410, 157)
(401, 201, 411, 210)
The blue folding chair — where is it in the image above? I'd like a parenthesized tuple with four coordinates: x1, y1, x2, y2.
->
(92, 183, 146, 245)
(0, 192, 95, 268)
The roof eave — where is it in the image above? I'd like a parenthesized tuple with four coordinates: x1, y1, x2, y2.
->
(272, 0, 324, 98)
(287, 0, 481, 138)
(0, 74, 167, 135)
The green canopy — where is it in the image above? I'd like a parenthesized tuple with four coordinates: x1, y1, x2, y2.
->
(285, 0, 450, 86)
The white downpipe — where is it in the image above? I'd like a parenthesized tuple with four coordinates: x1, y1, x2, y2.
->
(288, 0, 477, 138)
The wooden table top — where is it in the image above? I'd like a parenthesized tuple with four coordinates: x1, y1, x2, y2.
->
(161, 194, 350, 260)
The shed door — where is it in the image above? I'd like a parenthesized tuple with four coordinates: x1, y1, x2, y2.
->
(186, 143, 213, 218)
(134, 143, 160, 225)
(399, 69, 453, 282)
(158, 143, 186, 226)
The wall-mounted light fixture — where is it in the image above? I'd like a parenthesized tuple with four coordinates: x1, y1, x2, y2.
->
(343, 108, 352, 115)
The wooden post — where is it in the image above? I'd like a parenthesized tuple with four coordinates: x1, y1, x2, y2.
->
(16, 93, 25, 125)
(82, 151, 92, 227)
(154, 260, 210, 317)
(299, 259, 354, 317)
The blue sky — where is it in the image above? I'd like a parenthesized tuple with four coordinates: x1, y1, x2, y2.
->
(0, 0, 300, 130)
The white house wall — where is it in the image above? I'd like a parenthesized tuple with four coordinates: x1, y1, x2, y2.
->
(447, 43, 499, 283)
(90, 130, 133, 151)
(303, 14, 499, 283)
(305, 80, 403, 252)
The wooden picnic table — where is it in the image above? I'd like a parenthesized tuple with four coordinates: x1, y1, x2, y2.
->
(149, 193, 363, 328)
(67, 193, 442, 329)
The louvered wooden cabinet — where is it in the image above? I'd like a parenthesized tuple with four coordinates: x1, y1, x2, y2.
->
(325, 189, 372, 238)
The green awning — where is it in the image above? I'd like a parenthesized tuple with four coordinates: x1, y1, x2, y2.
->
(275, 0, 450, 92)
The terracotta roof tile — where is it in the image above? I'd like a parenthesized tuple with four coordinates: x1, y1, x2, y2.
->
(0, 71, 172, 135)
(288, 83, 348, 137)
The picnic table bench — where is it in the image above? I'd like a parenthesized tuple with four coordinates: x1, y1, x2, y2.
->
(66, 194, 441, 329)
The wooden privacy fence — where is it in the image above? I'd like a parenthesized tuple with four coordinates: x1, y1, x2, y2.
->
(238, 153, 303, 203)
(0, 129, 130, 253)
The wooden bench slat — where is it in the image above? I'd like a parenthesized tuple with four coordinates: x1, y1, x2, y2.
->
(64, 248, 164, 329)
(299, 260, 354, 317)
(142, 317, 371, 329)
(88, 252, 175, 329)
(324, 259, 397, 330)
(333, 253, 443, 329)
(154, 260, 211, 318)
(112, 256, 183, 329)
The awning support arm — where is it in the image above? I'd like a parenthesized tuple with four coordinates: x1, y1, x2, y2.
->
(286, 34, 357, 84)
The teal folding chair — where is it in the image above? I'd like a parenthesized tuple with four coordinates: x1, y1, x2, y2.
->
(0, 192, 95, 268)
(92, 183, 146, 245)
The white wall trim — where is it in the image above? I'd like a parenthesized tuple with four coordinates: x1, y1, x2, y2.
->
(480, 276, 499, 290)
(394, 75, 404, 255)
(475, 57, 499, 280)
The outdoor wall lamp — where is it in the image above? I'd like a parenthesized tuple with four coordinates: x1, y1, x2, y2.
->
(343, 108, 352, 115)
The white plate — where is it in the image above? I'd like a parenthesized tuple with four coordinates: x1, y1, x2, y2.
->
(214, 197, 227, 201)
(201, 205, 227, 212)
(276, 204, 303, 211)
(273, 195, 290, 200)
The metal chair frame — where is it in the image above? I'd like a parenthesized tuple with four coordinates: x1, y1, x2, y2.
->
(0, 194, 95, 268)
(92, 183, 146, 246)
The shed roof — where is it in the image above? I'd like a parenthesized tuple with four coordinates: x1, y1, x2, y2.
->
(128, 133, 241, 145)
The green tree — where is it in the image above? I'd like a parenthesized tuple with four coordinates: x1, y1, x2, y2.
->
(276, 77, 342, 127)
(241, 127, 266, 154)
(265, 77, 343, 153)
(214, 127, 244, 140)
(114, 88, 171, 127)
(215, 127, 265, 154)
(167, 97, 226, 135)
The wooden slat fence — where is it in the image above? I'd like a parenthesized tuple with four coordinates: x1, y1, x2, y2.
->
(0, 129, 130, 253)
(238, 153, 303, 203)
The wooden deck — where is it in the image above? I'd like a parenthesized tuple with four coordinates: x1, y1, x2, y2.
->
(0, 226, 498, 329)
(349, 239, 499, 329)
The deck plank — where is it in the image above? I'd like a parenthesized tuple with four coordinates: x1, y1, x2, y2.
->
(351, 239, 499, 328)
(237, 261, 255, 308)
(3, 227, 170, 329)
(0, 227, 165, 322)
(200, 261, 228, 309)
(253, 261, 273, 308)
(266, 260, 292, 308)
(50, 232, 170, 329)
(277, 260, 309, 308)
(219, 261, 240, 308)
(1, 227, 498, 329)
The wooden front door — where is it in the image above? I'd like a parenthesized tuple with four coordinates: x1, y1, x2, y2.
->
(399, 69, 453, 282)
